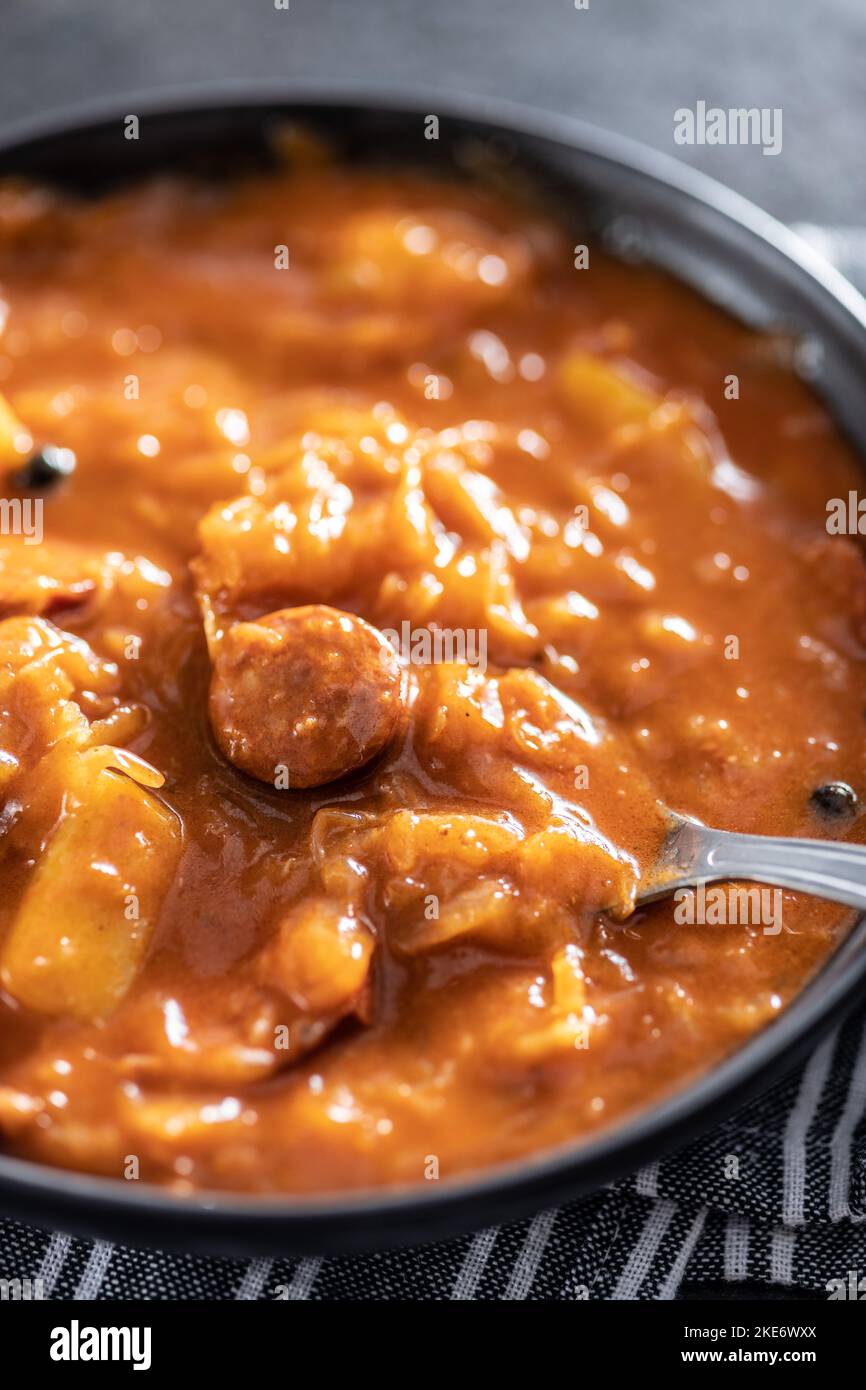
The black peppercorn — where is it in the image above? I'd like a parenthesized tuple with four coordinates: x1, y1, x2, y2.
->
(810, 782, 859, 818)
(11, 445, 77, 491)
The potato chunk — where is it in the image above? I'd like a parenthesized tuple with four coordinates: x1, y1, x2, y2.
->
(258, 898, 374, 1016)
(1, 762, 182, 1020)
(558, 351, 661, 434)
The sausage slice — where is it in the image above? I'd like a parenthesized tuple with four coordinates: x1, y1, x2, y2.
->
(208, 604, 404, 788)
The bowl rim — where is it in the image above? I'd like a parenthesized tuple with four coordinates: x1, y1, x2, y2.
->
(2, 79, 866, 1254)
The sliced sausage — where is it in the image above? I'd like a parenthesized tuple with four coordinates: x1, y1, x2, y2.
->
(208, 604, 404, 788)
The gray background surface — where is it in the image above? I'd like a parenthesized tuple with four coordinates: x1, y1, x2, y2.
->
(0, 0, 862, 226)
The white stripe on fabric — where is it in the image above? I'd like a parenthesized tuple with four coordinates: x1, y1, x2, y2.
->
(73, 1241, 114, 1301)
(611, 1198, 677, 1300)
(829, 1017, 866, 1221)
(724, 1215, 749, 1282)
(36, 1232, 72, 1297)
(770, 1226, 796, 1285)
(781, 1030, 838, 1227)
(282, 1256, 321, 1300)
(235, 1256, 273, 1300)
(656, 1208, 706, 1301)
(451, 1226, 498, 1300)
(635, 1162, 660, 1198)
(502, 1209, 557, 1300)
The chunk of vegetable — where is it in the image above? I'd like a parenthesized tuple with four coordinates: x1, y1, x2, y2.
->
(1, 763, 182, 1020)
(258, 898, 373, 1016)
(558, 351, 661, 434)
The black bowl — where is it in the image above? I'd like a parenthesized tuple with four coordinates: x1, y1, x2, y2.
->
(2, 82, 866, 1258)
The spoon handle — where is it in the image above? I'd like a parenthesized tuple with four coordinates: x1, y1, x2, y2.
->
(640, 822, 866, 913)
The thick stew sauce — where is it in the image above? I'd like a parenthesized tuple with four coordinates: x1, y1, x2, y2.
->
(0, 163, 863, 1193)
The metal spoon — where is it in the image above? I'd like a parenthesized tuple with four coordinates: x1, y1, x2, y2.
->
(637, 808, 866, 912)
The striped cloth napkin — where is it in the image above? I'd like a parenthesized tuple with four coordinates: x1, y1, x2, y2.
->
(2, 226, 865, 1304)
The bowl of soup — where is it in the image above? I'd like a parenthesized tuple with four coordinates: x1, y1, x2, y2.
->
(1, 85, 865, 1254)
